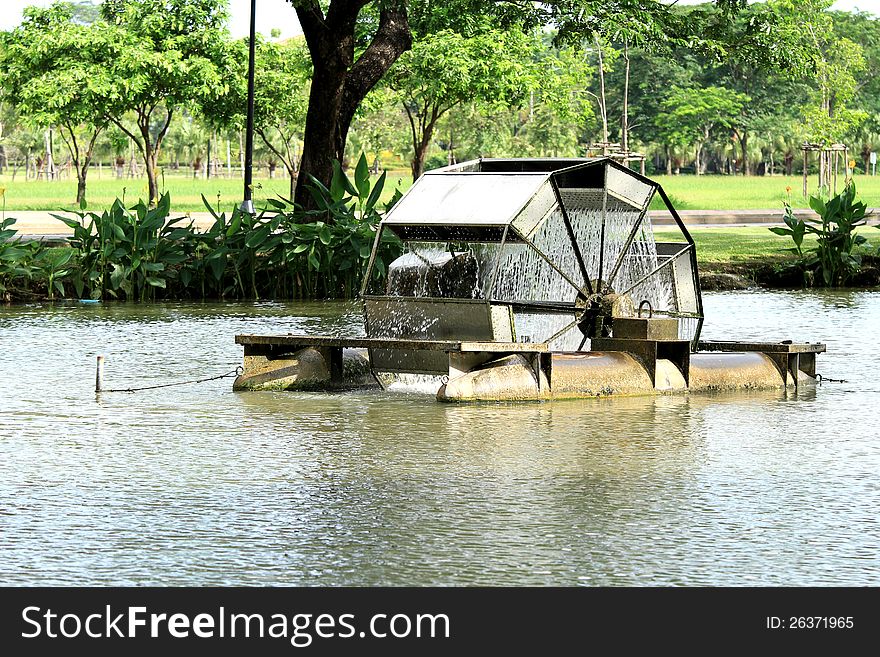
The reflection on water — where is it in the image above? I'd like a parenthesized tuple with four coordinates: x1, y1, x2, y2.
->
(1, 292, 879, 585)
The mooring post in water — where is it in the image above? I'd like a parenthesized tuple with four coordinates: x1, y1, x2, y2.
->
(95, 355, 104, 393)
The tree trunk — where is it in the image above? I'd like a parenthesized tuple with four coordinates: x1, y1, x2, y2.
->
(76, 174, 88, 206)
(44, 129, 56, 181)
(740, 133, 750, 176)
(406, 102, 442, 182)
(74, 140, 93, 207)
(411, 128, 433, 181)
(447, 128, 456, 166)
(109, 108, 171, 206)
(293, 1, 412, 212)
(145, 145, 159, 205)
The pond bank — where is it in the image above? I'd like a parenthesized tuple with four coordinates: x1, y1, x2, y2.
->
(5, 259, 879, 303)
(700, 255, 880, 290)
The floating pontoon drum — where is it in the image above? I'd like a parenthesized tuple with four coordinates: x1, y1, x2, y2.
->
(234, 158, 825, 400)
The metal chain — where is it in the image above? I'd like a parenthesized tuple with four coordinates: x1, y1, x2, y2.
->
(815, 373, 847, 384)
(99, 366, 243, 393)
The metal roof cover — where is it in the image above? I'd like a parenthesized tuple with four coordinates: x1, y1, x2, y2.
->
(381, 172, 549, 229)
(380, 158, 656, 237)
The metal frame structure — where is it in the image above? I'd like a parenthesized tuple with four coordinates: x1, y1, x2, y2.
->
(361, 157, 703, 350)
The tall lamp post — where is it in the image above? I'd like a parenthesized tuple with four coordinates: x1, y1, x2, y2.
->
(240, 0, 257, 214)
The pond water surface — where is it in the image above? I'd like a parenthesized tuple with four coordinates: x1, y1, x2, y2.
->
(1, 290, 878, 585)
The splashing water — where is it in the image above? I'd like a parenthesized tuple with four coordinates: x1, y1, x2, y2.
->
(365, 181, 696, 350)
(376, 372, 445, 395)
(384, 242, 500, 300)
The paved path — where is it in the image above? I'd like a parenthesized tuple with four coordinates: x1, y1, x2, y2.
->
(7, 208, 879, 242)
(652, 208, 880, 227)
(5, 210, 217, 237)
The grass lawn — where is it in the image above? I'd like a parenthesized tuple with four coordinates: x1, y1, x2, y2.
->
(3, 170, 880, 213)
(0, 170, 415, 213)
(648, 174, 880, 210)
(655, 226, 880, 263)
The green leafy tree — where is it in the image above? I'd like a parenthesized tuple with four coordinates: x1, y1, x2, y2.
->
(99, 0, 237, 206)
(0, 3, 113, 204)
(253, 38, 311, 200)
(530, 42, 595, 154)
(831, 10, 880, 131)
(802, 35, 868, 146)
(679, 0, 820, 175)
(388, 27, 539, 180)
(655, 86, 749, 174)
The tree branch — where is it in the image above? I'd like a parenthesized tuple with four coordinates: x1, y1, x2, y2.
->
(83, 125, 103, 177)
(295, 1, 328, 56)
(257, 126, 291, 171)
(403, 103, 419, 158)
(325, 0, 370, 31)
(340, 2, 412, 125)
(154, 107, 174, 153)
(57, 123, 79, 169)
(107, 115, 146, 158)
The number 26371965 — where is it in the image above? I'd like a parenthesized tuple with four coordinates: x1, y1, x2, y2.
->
(766, 617, 853, 630)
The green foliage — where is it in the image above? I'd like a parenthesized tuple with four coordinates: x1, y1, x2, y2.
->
(100, 0, 237, 206)
(32, 247, 74, 299)
(185, 154, 401, 299)
(0, 218, 77, 300)
(656, 86, 750, 149)
(0, 2, 115, 204)
(300, 153, 403, 293)
(207, 33, 311, 198)
(802, 36, 869, 145)
(388, 26, 541, 178)
(0, 3, 108, 129)
(770, 202, 807, 257)
(53, 192, 191, 300)
(3, 0, 880, 195)
(0, 217, 41, 297)
(769, 183, 871, 286)
(24, 156, 402, 302)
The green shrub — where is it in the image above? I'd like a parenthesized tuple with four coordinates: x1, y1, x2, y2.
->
(53, 193, 194, 300)
(0, 217, 47, 298)
(45, 153, 402, 301)
(770, 183, 871, 287)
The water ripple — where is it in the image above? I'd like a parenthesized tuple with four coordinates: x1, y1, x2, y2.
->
(0, 294, 878, 585)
